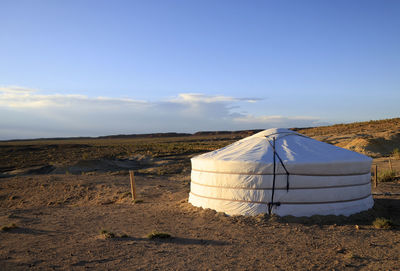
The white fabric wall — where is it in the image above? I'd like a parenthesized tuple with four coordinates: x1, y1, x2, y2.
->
(189, 170, 373, 216)
(189, 192, 374, 217)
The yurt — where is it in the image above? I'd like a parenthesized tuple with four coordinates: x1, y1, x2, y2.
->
(188, 128, 373, 217)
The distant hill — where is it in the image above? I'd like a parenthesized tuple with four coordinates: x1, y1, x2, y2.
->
(295, 118, 400, 157)
(3, 118, 400, 157)
(193, 129, 263, 136)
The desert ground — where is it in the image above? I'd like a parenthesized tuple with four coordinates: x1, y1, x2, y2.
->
(1, 118, 400, 270)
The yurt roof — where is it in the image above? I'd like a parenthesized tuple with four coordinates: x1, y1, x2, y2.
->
(191, 128, 372, 176)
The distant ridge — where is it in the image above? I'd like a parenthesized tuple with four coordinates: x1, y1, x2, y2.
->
(2, 130, 264, 142)
(2, 132, 192, 142)
(2, 117, 399, 142)
(193, 129, 263, 136)
(98, 132, 192, 139)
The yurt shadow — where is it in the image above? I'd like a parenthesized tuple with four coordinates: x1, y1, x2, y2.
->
(278, 197, 400, 227)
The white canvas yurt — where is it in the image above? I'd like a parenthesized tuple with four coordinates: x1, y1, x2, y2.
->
(189, 128, 373, 217)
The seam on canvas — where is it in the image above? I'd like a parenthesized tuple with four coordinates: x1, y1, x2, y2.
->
(189, 192, 372, 205)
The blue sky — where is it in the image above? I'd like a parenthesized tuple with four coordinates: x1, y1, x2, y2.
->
(1, 0, 399, 139)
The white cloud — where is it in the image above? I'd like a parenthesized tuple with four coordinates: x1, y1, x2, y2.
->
(0, 86, 146, 109)
(0, 86, 38, 93)
(0, 86, 323, 139)
(233, 115, 323, 129)
(170, 93, 261, 104)
(234, 115, 319, 123)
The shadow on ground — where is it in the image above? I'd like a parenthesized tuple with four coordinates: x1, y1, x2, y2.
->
(277, 198, 400, 227)
(105, 236, 228, 246)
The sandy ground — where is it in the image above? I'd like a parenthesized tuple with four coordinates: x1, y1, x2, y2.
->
(1, 172, 399, 271)
(1, 119, 400, 270)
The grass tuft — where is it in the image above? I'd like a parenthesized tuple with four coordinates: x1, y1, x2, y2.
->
(100, 229, 130, 238)
(344, 252, 361, 259)
(100, 229, 116, 238)
(1, 223, 18, 232)
(379, 169, 397, 182)
(146, 231, 171, 239)
(122, 192, 131, 198)
(392, 148, 400, 159)
(372, 217, 393, 229)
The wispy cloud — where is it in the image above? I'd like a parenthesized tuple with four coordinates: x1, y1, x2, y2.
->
(0, 86, 323, 139)
(233, 115, 322, 129)
(0, 86, 147, 108)
(170, 93, 261, 103)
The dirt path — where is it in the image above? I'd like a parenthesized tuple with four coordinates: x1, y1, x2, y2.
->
(1, 173, 399, 270)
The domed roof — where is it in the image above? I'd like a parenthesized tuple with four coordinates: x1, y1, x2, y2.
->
(191, 128, 372, 175)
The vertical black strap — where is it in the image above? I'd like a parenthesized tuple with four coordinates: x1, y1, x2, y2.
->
(268, 137, 277, 215)
(286, 173, 290, 192)
(265, 137, 290, 192)
(273, 151, 290, 191)
(266, 136, 291, 214)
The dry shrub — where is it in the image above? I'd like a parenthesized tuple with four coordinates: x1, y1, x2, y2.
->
(1, 223, 18, 232)
(146, 231, 171, 239)
(392, 148, 400, 159)
(372, 217, 393, 229)
(379, 170, 397, 182)
(99, 229, 130, 238)
(100, 229, 116, 238)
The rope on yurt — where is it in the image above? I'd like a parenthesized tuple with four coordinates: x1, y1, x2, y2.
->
(189, 191, 372, 205)
(265, 137, 290, 191)
(266, 136, 292, 215)
(268, 137, 277, 215)
(275, 151, 290, 191)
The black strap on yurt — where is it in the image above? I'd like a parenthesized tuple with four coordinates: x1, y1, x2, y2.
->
(267, 138, 277, 214)
(265, 136, 290, 191)
(266, 136, 290, 215)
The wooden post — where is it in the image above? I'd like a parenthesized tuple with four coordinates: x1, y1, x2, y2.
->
(129, 170, 136, 201)
(389, 158, 393, 172)
(374, 164, 378, 188)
